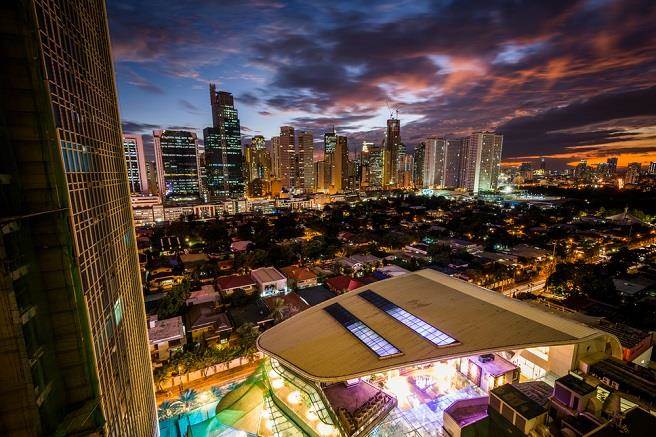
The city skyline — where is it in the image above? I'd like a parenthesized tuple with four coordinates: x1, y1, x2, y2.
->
(109, 0, 656, 169)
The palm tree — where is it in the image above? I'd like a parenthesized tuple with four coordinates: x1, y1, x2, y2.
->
(179, 388, 198, 411)
(210, 385, 224, 400)
(157, 400, 177, 419)
(235, 323, 260, 363)
(269, 297, 288, 323)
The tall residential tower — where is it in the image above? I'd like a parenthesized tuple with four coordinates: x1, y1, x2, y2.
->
(0, 1, 157, 435)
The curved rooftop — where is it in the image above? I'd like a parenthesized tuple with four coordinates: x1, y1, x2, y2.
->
(257, 269, 621, 382)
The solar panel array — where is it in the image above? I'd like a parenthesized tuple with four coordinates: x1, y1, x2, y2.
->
(324, 303, 401, 358)
(359, 290, 458, 347)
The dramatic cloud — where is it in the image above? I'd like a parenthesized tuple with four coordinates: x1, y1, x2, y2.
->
(109, 0, 656, 168)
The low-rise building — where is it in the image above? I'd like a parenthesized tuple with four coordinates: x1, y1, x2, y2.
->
(185, 303, 233, 344)
(251, 267, 287, 297)
(148, 316, 186, 365)
(279, 265, 318, 289)
(217, 274, 257, 297)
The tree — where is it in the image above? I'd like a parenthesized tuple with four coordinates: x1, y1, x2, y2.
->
(179, 388, 198, 411)
(157, 278, 191, 319)
(269, 297, 288, 323)
(235, 323, 260, 363)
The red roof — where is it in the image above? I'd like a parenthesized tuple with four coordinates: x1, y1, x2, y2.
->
(217, 274, 255, 290)
(325, 275, 363, 293)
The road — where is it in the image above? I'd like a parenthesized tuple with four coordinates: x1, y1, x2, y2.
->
(156, 361, 261, 405)
(502, 278, 547, 296)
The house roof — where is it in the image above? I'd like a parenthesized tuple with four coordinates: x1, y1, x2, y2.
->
(148, 316, 185, 344)
(279, 265, 317, 282)
(187, 303, 232, 331)
(257, 269, 621, 382)
(325, 275, 363, 292)
(217, 274, 256, 291)
(251, 267, 286, 284)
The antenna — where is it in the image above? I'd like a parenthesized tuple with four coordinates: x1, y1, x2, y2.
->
(386, 100, 393, 119)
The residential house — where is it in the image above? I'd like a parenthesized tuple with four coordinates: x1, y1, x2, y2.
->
(148, 316, 186, 365)
(279, 265, 318, 289)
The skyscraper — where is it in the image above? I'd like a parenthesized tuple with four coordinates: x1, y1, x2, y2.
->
(625, 162, 641, 185)
(382, 117, 401, 188)
(607, 157, 618, 175)
(0, 1, 157, 435)
(413, 142, 425, 188)
(297, 130, 314, 191)
(279, 126, 296, 189)
(649, 161, 656, 175)
(463, 132, 503, 193)
(369, 145, 383, 190)
(123, 134, 149, 194)
(423, 137, 447, 188)
(154, 129, 200, 203)
(444, 138, 465, 188)
(271, 136, 281, 180)
(206, 86, 244, 199)
(331, 134, 349, 192)
(323, 130, 337, 190)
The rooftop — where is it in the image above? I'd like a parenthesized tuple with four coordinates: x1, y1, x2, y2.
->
(187, 303, 232, 331)
(250, 267, 285, 284)
(257, 269, 620, 382)
(148, 316, 185, 344)
(556, 374, 596, 396)
(217, 274, 256, 290)
(296, 285, 336, 306)
(279, 265, 317, 282)
(491, 383, 546, 420)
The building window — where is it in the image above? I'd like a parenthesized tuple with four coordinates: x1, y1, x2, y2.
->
(359, 290, 457, 346)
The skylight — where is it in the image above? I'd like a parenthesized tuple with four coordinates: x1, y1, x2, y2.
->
(324, 303, 401, 358)
(359, 290, 458, 347)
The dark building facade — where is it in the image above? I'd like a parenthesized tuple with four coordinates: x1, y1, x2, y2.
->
(154, 129, 200, 203)
(207, 86, 244, 199)
(0, 1, 157, 435)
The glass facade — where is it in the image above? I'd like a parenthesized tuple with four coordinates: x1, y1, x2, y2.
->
(359, 290, 458, 347)
(154, 130, 200, 203)
(324, 303, 401, 358)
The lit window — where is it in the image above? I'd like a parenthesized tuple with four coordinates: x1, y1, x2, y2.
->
(324, 303, 401, 358)
(359, 290, 458, 347)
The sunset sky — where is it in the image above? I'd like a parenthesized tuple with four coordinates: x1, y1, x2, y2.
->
(108, 0, 656, 169)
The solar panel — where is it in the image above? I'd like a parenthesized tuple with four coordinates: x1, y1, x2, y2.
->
(359, 290, 458, 347)
(324, 303, 401, 358)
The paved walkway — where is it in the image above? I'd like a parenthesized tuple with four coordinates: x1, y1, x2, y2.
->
(156, 360, 261, 404)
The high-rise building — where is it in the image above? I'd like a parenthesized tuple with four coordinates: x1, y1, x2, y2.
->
(413, 142, 425, 187)
(297, 130, 314, 191)
(444, 138, 465, 188)
(382, 117, 401, 188)
(0, 1, 157, 435)
(279, 126, 296, 189)
(607, 157, 618, 175)
(423, 137, 447, 188)
(625, 162, 641, 185)
(154, 129, 200, 203)
(649, 161, 656, 175)
(271, 136, 281, 180)
(539, 157, 546, 171)
(323, 130, 337, 189)
(123, 134, 149, 194)
(463, 132, 503, 193)
(369, 145, 383, 190)
(146, 160, 159, 195)
(244, 136, 271, 197)
(331, 134, 349, 192)
(205, 86, 244, 200)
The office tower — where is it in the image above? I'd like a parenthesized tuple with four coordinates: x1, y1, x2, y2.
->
(271, 136, 281, 179)
(369, 145, 383, 190)
(331, 134, 349, 192)
(625, 162, 641, 185)
(154, 129, 200, 203)
(314, 161, 326, 192)
(359, 142, 373, 189)
(423, 137, 447, 188)
(324, 130, 337, 189)
(444, 138, 465, 187)
(519, 162, 533, 181)
(649, 161, 656, 175)
(123, 134, 149, 194)
(244, 138, 271, 196)
(196, 144, 208, 202)
(205, 87, 244, 200)
(146, 160, 159, 195)
(382, 117, 401, 188)
(463, 132, 503, 193)
(399, 153, 414, 188)
(413, 142, 425, 187)
(279, 126, 296, 189)
(574, 160, 589, 179)
(297, 130, 314, 191)
(0, 1, 157, 435)
(607, 157, 618, 175)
